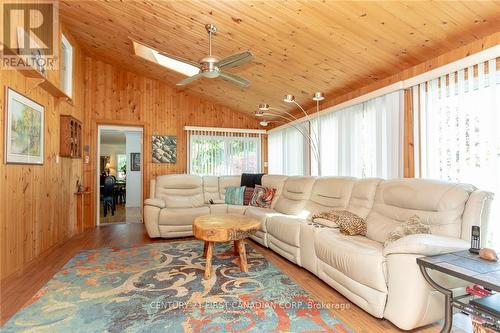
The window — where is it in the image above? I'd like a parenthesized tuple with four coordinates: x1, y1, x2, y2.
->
(412, 58, 500, 248)
(116, 154, 126, 180)
(187, 128, 262, 176)
(60, 34, 73, 97)
(268, 91, 403, 178)
(132, 40, 199, 76)
(311, 91, 403, 178)
(268, 122, 309, 176)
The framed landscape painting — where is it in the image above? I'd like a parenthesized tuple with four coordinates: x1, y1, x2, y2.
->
(152, 135, 176, 163)
(4, 88, 44, 165)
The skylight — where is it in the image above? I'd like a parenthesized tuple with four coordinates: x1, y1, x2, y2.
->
(132, 40, 200, 77)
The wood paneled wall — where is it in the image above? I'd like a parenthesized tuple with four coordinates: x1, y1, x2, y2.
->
(0, 28, 86, 280)
(82, 57, 262, 228)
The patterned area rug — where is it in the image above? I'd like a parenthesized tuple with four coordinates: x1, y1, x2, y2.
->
(3, 241, 352, 333)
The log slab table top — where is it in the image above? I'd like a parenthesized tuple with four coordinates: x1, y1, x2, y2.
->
(193, 214, 261, 279)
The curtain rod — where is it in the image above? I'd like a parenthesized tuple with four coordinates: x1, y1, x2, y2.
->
(184, 126, 266, 134)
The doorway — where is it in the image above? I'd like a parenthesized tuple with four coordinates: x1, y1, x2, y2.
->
(97, 125, 143, 225)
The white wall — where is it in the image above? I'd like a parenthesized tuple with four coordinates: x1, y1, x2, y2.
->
(125, 131, 142, 208)
(101, 144, 125, 177)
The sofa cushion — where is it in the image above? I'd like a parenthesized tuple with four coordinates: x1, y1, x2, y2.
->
(366, 179, 472, 243)
(315, 229, 387, 292)
(164, 194, 204, 208)
(304, 177, 356, 219)
(159, 206, 210, 226)
(346, 178, 382, 218)
(202, 176, 221, 203)
(261, 175, 288, 209)
(266, 215, 303, 247)
(228, 204, 248, 215)
(155, 174, 203, 203)
(249, 185, 275, 208)
(244, 206, 279, 232)
(274, 176, 316, 216)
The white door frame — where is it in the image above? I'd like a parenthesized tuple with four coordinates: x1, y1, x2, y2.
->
(97, 125, 143, 225)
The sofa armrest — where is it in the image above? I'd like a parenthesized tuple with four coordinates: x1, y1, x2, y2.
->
(144, 198, 166, 209)
(383, 234, 469, 257)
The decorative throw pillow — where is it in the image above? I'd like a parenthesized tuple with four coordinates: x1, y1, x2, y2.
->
(312, 210, 366, 235)
(224, 186, 246, 205)
(311, 211, 341, 228)
(384, 215, 431, 247)
(243, 187, 255, 206)
(249, 185, 276, 209)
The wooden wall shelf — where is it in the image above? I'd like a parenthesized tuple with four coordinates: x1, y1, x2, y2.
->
(9, 49, 71, 101)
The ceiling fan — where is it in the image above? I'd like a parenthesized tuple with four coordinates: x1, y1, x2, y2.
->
(172, 24, 254, 88)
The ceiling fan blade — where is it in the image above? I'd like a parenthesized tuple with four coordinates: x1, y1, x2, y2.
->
(176, 72, 204, 86)
(217, 51, 254, 69)
(219, 71, 251, 88)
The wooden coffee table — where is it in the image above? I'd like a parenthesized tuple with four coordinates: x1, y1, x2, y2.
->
(193, 214, 261, 279)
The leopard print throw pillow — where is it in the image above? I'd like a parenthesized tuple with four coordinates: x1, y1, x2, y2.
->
(312, 210, 366, 236)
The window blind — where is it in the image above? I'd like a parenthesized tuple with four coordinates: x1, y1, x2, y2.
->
(186, 127, 262, 176)
(412, 58, 500, 248)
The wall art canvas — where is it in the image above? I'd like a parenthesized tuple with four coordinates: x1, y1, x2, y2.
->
(152, 135, 176, 163)
(5, 87, 44, 164)
(130, 152, 141, 171)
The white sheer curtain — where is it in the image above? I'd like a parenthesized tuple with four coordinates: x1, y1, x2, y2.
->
(413, 58, 500, 248)
(267, 122, 309, 176)
(311, 91, 403, 178)
(188, 129, 261, 176)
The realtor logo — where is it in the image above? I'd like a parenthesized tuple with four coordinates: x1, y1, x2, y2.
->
(1, 1, 59, 71)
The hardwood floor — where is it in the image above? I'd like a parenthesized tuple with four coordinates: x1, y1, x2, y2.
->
(0, 223, 469, 332)
(99, 203, 142, 224)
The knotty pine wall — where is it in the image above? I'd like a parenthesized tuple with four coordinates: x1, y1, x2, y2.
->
(82, 57, 262, 228)
(0, 29, 86, 280)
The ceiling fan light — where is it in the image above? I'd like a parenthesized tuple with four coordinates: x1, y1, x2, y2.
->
(312, 92, 325, 101)
(283, 94, 295, 103)
(260, 120, 269, 127)
(258, 103, 270, 111)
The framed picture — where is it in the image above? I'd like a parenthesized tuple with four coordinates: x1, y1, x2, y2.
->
(152, 135, 176, 163)
(130, 152, 141, 171)
(4, 87, 44, 164)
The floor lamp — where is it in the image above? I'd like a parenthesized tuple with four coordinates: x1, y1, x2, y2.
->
(257, 92, 325, 176)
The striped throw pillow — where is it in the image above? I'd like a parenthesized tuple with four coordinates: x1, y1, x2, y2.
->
(224, 186, 246, 205)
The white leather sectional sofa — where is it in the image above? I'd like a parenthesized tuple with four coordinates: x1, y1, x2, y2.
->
(144, 174, 493, 330)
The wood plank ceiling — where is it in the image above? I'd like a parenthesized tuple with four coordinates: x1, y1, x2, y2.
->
(60, 0, 500, 116)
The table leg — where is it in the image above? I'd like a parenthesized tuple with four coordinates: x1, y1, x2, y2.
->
(233, 240, 240, 255)
(203, 241, 208, 258)
(204, 241, 213, 280)
(238, 240, 248, 272)
(419, 265, 453, 333)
